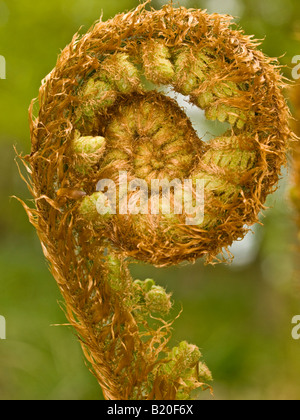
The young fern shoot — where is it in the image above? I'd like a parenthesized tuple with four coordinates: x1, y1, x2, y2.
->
(19, 2, 291, 400)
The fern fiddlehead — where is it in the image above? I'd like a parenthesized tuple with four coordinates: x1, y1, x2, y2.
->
(19, 3, 291, 400)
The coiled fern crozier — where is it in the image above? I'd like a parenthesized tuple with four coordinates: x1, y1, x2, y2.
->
(18, 2, 291, 400)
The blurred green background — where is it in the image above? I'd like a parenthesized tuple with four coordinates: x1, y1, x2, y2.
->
(0, 0, 300, 400)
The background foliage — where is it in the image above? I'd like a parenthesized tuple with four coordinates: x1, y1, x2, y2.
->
(0, 0, 300, 400)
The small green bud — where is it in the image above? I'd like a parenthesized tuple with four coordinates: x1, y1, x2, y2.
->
(133, 279, 143, 288)
(176, 391, 190, 400)
(72, 132, 106, 174)
(176, 341, 202, 368)
(115, 54, 141, 93)
(165, 340, 209, 401)
(80, 78, 117, 118)
(174, 48, 206, 95)
(145, 285, 172, 315)
(157, 340, 208, 400)
(81, 78, 97, 96)
(83, 78, 114, 101)
(101, 53, 141, 93)
(79, 192, 113, 221)
(133, 279, 155, 294)
(72, 133, 106, 155)
(160, 341, 202, 380)
(79, 192, 102, 220)
(143, 40, 175, 84)
(94, 81, 117, 105)
(132, 279, 171, 317)
(198, 362, 213, 383)
(144, 279, 156, 292)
